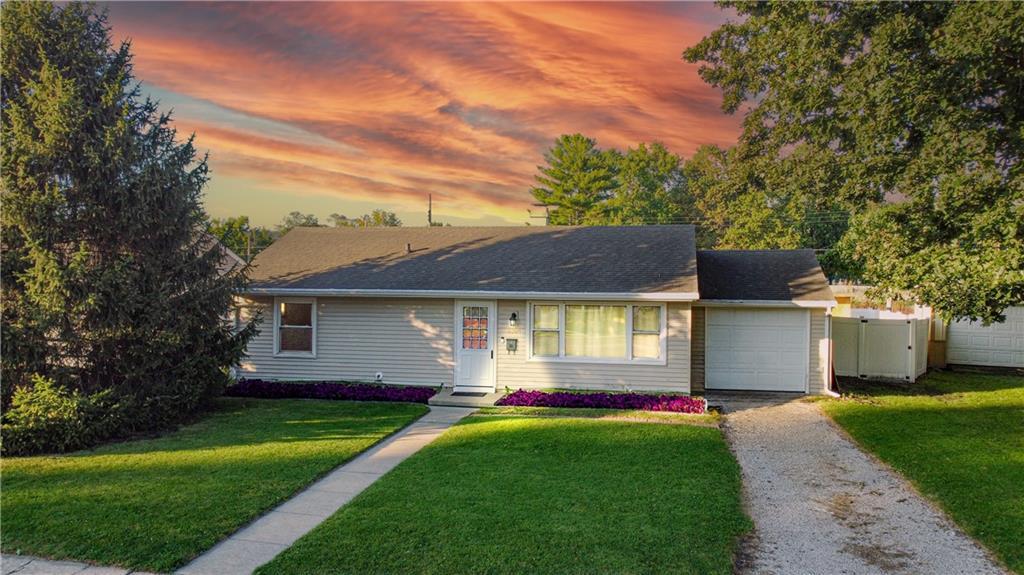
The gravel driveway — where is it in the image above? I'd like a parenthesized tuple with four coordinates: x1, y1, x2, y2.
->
(722, 398, 1006, 575)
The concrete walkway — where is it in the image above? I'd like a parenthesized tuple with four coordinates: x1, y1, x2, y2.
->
(176, 406, 474, 575)
(1, 554, 157, 575)
(723, 399, 1006, 575)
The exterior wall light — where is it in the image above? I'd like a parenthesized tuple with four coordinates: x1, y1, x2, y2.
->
(509, 312, 518, 327)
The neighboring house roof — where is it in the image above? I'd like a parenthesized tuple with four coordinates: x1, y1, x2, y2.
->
(202, 234, 247, 276)
(248, 226, 699, 299)
(195, 233, 247, 276)
(697, 249, 834, 304)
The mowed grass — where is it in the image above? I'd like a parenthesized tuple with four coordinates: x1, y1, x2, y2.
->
(1, 398, 428, 572)
(822, 372, 1024, 573)
(260, 415, 751, 575)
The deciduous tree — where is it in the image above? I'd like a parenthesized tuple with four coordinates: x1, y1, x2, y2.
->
(686, 1, 1024, 322)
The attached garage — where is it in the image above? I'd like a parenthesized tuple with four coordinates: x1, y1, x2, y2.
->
(947, 307, 1024, 368)
(705, 308, 809, 392)
(692, 250, 835, 395)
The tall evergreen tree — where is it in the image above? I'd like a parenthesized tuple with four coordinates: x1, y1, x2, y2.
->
(686, 1, 1024, 322)
(1, 2, 254, 434)
(530, 134, 617, 225)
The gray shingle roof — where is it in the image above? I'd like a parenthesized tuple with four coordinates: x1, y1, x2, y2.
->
(249, 225, 698, 295)
(696, 249, 834, 302)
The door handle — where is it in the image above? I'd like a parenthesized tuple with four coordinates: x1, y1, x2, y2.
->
(491, 349, 494, 359)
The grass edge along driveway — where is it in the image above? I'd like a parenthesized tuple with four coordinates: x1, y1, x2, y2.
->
(260, 414, 751, 575)
(1, 398, 428, 572)
(821, 372, 1024, 574)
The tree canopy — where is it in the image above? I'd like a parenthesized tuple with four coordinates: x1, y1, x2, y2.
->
(686, 1, 1024, 322)
(330, 209, 403, 228)
(276, 211, 321, 233)
(529, 135, 706, 235)
(208, 216, 275, 261)
(1, 1, 255, 450)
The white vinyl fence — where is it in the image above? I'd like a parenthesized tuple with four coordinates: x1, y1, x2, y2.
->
(833, 317, 929, 382)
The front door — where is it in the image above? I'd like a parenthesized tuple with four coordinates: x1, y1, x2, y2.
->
(455, 301, 496, 392)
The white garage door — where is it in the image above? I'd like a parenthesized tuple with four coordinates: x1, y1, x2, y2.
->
(706, 308, 809, 392)
(947, 307, 1024, 368)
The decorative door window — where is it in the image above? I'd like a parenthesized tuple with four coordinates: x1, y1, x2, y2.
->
(462, 306, 489, 349)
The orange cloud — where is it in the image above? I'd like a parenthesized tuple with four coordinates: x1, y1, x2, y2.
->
(105, 2, 740, 226)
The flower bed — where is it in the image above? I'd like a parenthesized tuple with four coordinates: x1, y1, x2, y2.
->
(496, 389, 706, 414)
(225, 379, 437, 404)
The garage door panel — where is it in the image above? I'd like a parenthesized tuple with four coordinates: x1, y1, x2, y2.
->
(735, 330, 762, 347)
(778, 328, 805, 346)
(947, 307, 1024, 368)
(753, 350, 781, 367)
(707, 325, 733, 342)
(706, 308, 809, 392)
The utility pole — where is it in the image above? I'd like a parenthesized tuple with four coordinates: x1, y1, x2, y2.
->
(528, 203, 550, 226)
(427, 194, 433, 226)
(246, 229, 252, 262)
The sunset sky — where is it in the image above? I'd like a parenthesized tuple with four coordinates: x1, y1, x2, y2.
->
(103, 2, 742, 227)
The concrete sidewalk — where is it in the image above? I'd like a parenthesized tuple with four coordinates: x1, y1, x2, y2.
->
(1, 554, 158, 575)
(176, 406, 475, 575)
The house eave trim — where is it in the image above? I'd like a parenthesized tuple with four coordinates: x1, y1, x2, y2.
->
(696, 299, 836, 309)
(245, 287, 700, 301)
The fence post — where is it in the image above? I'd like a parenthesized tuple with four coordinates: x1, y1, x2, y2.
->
(858, 319, 868, 378)
(906, 319, 915, 383)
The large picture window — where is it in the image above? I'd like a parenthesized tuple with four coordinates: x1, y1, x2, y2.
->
(566, 305, 626, 358)
(276, 298, 316, 355)
(529, 303, 665, 363)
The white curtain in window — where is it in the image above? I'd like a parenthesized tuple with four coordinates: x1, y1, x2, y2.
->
(565, 305, 626, 358)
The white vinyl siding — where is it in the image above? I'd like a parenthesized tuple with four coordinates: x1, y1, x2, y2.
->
(809, 308, 830, 394)
(240, 297, 454, 386)
(497, 300, 690, 393)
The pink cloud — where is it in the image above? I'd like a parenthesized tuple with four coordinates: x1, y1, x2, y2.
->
(105, 2, 740, 224)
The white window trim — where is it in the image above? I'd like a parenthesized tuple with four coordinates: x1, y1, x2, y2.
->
(526, 301, 668, 365)
(273, 297, 317, 357)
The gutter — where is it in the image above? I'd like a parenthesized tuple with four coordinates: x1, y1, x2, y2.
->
(243, 287, 702, 302)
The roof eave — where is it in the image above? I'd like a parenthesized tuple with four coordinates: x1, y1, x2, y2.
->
(695, 298, 836, 309)
(244, 287, 700, 301)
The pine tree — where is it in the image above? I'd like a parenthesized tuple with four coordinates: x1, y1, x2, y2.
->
(530, 134, 617, 225)
(1, 2, 255, 436)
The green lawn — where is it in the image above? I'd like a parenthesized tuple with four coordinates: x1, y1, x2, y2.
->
(259, 415, 751, 575)
(822, 372, 1024, 574)
(1, 398, 428, 572)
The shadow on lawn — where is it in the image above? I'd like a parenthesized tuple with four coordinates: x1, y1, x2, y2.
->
(837, 372, 1024, 397)
(41, 399, 429, 459)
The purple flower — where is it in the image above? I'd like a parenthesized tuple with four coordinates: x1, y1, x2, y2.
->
(495, 389, 706, 414)
(226, 379, 437, 404)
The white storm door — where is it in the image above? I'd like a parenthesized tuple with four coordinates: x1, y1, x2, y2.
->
(455, 301, 496, 392)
